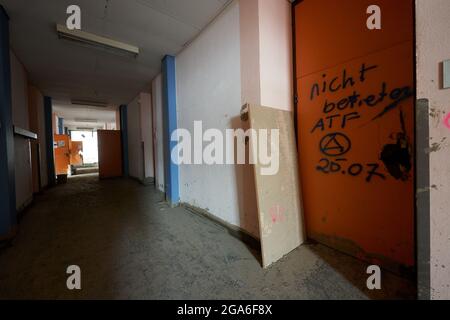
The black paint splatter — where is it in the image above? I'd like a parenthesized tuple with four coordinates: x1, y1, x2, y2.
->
(380, 110, 412, 181)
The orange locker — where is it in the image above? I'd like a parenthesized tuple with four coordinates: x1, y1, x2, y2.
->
(54, 134, 70, 175)
(97, 130, 122, 179)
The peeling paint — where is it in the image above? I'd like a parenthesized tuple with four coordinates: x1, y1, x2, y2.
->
(417, 185, 438, 194)
(429, 107, 444, 119)
(429, 143, 442, 153)
(427, 137, 448, 153)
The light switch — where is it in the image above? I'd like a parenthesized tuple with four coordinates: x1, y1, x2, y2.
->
(444, 60, 450, 89)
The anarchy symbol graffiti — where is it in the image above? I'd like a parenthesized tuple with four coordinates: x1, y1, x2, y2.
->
(319, 132, 352, 157)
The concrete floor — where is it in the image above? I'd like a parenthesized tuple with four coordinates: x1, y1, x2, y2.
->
(0, 174, 416, 299)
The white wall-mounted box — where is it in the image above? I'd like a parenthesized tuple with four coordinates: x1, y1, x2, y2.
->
(443, 60, 450, 89)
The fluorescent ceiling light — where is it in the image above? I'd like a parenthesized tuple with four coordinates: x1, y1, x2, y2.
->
(56, 24, 139, 57)
(74, 118, 98, 123)
(71, 99, 109, 108)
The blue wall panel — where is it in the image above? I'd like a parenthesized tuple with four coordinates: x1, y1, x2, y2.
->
(57, 117, 64, 135)
(162, 55, 179, 206)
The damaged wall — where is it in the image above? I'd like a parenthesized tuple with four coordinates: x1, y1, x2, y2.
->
(416, 0, 450, 300)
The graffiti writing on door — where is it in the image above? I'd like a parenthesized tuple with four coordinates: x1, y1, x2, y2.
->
(307, 62, 414, 183)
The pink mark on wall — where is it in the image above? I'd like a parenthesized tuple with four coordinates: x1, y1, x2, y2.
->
(444, 113, 450, 130)
(269, 205, 286, 224)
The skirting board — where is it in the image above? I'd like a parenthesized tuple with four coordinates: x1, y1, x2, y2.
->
(142, 177, 155, 186)
(0, 225, 18, 246)
(17, 196, 33, 212)
(181, 203, 260, 252)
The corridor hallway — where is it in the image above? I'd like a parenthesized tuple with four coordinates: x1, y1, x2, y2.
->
(0, 175, 415, 300)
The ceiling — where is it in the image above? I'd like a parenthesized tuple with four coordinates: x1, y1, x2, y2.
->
(53, 102, 117, 130)
(1, 0, 230, 106)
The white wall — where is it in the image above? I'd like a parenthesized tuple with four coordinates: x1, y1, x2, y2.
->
(10, 51, 33, 211)
(176, 1, 260, 237)
(127, 95, 144, 180)
(239, 0, 293, 111)
(258, 0, 293, 111)
(152, 74, 165, 192)
(127, 92, 155, 182)
(416, 0, 450, 299)
(173, 0, 293, 238)
(239, 0, 261, 106)
(140, 92, 154, 180)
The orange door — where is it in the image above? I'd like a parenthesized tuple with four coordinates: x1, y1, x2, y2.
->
(70, 141, 83, 166)
(294, 0, 415, 273)
(54, 134, 70, 175)
(97, 130, 122, 179)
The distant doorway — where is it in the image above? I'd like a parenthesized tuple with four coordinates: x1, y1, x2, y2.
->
(69, 130, 99, 176)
